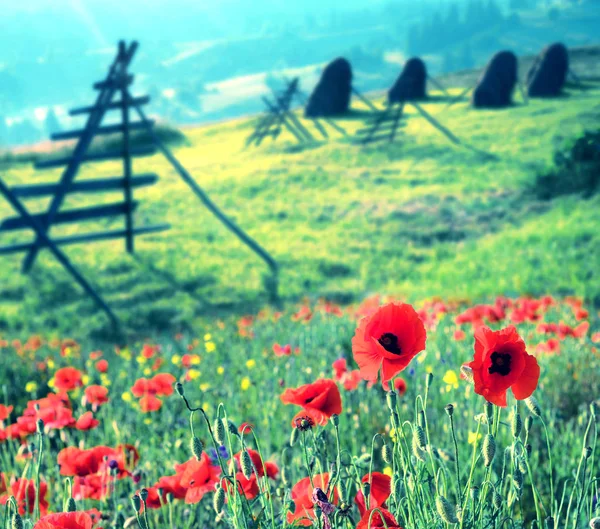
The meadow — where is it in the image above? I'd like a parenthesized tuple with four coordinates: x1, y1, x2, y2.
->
(0, 58, 599, 529)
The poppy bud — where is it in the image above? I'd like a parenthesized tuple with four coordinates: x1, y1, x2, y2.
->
(436, 495, 458, 524)
(584, 446, 592, 459)
(483, 434, 496, 467)
(328, 413, 339, 427)
(214, 419, 226, 445)
(290, 427, 300, 446)
(412, 436, 426, 462)
(513, 468, 523, 490)
(382, 444, 392, 464)
(525, 415, 533, 434)
(175, 382, 184, 397)
(36, 419, 45, 435)
(590, 518, 600, 529)
(386, 391, 397, 410)
(140, 489, 149, 502)
(418, 410, 426, 429)
(493, 491, 503, 510)
(470, 486, 479, 502)
(444, 404, 454, 417)
(414, 425, 427, 449)
(131, 494, 141, 512)
(426, 372, 434, 391)
(11, 514, 23, 529)
(357, 453, 371, 466)
(362, 482, 370, 498)
(240, 450, 254, 479)
(66, 497, 77, 512)
(511, 407, 522, 438)
(226, 420, 238, 436)
(460, 365, 474, 384)
(484, 401, 493, 424)
(545, 516, 555, 529)
(281, 467, 290, 486)
(191, 436, 203, 460)
(525, 444, 532, 457)
(213, 485, 225, 514)
(525, 396, 541, 417)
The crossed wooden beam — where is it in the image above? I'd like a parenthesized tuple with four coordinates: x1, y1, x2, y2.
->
(0, 41, 278, 328)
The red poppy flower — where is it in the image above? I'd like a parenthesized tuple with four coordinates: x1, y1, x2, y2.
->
(280, 379, 342, 425)
(139, 394, 162, 413)
(75, 412, 99, 431)
(0, 478, 48, 515)
(95, 359, 108, 373)
(155, 474, 188, 501)
(151, 373, 176, 396)
(287, 473, 337, 526)
(34, 512, 93, 529)
(58, 446, 116, 476)
(54, 367, 83, 392)
(84, 386, 109, 407)
(238, 422, 254, 435)
(340, 370, 363, 391)
(0, 404, 13, 421)
(177, 453, 221, 504)
(89, 351, 103, 360)
(467, 325, 540, 407)
(273, 343, 295, 357)
(356, 508, 403, 529)
(332, 358, 347, 380)
(354, 472, 391, 516)
(352, 302, 426, 382)
(72, 474, 106, 501)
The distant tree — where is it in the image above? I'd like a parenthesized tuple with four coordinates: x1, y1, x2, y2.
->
(442, 51, 457, 73)
(459, 43, 476, 70)
(0, 116, 7, 146)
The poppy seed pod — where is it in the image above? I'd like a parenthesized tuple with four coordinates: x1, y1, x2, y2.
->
(214, 419, 226, 445)
(191, 436, 203, 460)
(140, 489, 149, 502)
(241, 450, 254, 479)
(66, 497, 77, 512)
(583, 446, 592, 459)
(213, 486, 225, 514)
(445, 404, 454, 417)
(11, 514, 23, 529)
(175, 382, 184, 397)
(483, 434, 496, 467)
(525, 396, 542, 417)
(436, 495, 459, 524)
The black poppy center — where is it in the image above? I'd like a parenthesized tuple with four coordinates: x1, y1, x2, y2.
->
(489, 351, 512, 376)
(378, 333, 402, 355)
(315, 488, 329, 503)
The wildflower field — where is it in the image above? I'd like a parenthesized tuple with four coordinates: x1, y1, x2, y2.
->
(1, 62, 600, 529)
(0, 294, 599, 529)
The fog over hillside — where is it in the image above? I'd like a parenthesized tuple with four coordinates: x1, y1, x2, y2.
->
(1, 0, 599, 147)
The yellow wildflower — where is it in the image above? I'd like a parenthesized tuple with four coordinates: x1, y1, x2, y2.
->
(240, 377, 251, 391)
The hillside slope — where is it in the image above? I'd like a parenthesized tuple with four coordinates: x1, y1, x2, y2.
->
(0, 74, 599, 339)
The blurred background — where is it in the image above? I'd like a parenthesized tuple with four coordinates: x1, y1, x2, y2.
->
(1, 0, 599, 147)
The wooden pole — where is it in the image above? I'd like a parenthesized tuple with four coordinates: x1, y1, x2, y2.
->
(352, 87, 379, 111)
(131, 99, 279, 279)
(119, 42, 135, 253)
(0, 178, 119, 328)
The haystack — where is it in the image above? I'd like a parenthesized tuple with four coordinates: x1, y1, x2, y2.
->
(471, 51, 518, 108)
(388, 57, 427, 103)
(526, 42, 569, 97)
(305, 58, 352, 117)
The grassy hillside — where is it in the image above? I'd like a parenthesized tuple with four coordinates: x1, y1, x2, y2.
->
(0, 74, 599, 339)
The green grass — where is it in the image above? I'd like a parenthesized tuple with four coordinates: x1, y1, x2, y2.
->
(1, 82, 599, 339)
